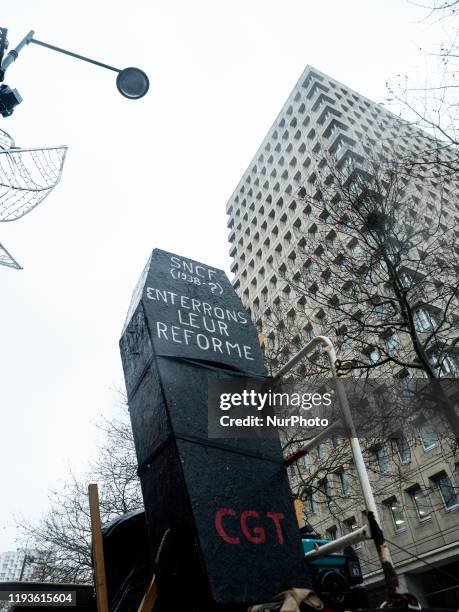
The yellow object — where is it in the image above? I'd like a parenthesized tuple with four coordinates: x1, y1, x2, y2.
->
(294, 499, 303, 528)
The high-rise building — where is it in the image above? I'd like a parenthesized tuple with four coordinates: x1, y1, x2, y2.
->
(0, 549, 36, 582)
(225, 66, 459, 607)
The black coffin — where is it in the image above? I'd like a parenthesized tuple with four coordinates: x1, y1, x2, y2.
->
(119, 249, 308, 607)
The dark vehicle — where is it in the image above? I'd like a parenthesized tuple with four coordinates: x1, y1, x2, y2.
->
(301, 525, 368, 610)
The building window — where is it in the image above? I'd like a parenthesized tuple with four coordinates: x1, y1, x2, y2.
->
(409, 486, 431, 521)
(333, 139, 345, 155)
(344, 516, 361, 549)
(338, 470, 349, 496)
(394, 436, 411, 464)
(323, 478, 332, 501)
(432, 473, 458, 509)
(400, 272, 415, 289)
(326, 526, 338, 540)
(418, 420, 437, 450)
(375, 447, 390, 474)
(387, 498, 407, 532)
(386, 335, 400, 357)
(332, 436, 343, 449)
(434, 353, 459, 376)
(317, 443, 326, 459)
(308, 493, 318, 514)
(344, 283, 357, 299)
(351, 242, 363, 256)
(413, 308, 438, 332)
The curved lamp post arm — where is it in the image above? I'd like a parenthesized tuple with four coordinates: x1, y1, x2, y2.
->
(273, 335, 332, 380)
(1, 30, 149, 99)
(30, 37, 121, 73)
(2, 30, 119, 73)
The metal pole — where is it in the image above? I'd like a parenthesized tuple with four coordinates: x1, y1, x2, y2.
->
(322, 341, 400, 595)
(18, 553, 28, 581)
(284, 419, 342, 467)
(275, 335, 400, 596)
(273, 336, 328, 380)
(1, 31, 121, 75)
(303, 525, 371, 560)
(30, 38, 121, 73)
(1, 30, 34, 72)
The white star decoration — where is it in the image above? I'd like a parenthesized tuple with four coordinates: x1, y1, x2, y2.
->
(0, 128, 67, 269)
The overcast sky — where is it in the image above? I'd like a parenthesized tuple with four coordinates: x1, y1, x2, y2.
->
(0, 0, 449, 551)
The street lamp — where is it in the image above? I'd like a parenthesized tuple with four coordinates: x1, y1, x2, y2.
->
(274, 336, 401, 599)
(0, 28, 149, 116)
(0, 28, 149, 268)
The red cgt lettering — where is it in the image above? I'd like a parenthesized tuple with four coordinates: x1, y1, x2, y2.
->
(214, 507, 240, 544)
(241, 510, 266, 544)
(266, 512, 285, 545)
(214, 507, 285, 545)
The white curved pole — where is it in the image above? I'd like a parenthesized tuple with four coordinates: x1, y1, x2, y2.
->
(275, 335, 400, 594)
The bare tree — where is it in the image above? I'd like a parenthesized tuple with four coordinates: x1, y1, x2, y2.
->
(386, 0, 459, 175)
(19, 406, 141, 584)
(409, 0, 459, 17)
(289, 421, 458, 547)
(259, 150, 458, 555)
(263, 154, 459, 380)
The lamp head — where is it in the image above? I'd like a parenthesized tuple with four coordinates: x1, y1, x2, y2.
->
(116, 67, 149, 99)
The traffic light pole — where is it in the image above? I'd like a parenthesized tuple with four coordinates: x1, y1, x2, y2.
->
(274, 335, 401, 597)
(0, 30, 34, 73)
(0, 29, 149, 99)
